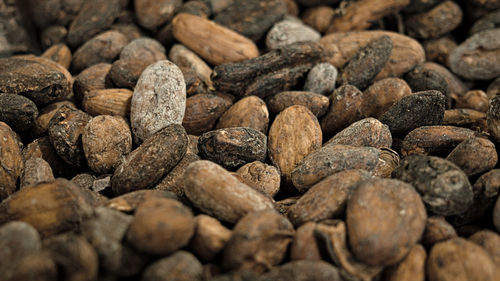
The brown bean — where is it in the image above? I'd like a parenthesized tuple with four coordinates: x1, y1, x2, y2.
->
(126, 197, 195, 255)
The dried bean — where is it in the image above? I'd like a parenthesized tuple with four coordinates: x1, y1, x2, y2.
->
(235, 161, 281, 198)
(73, 63, 113, 104)
(303, 63, 338, 96)
(82, 88, 132, 117)
(43, 234, 98, 281)
(212, 42, 323, 99)
(134, 0, 182, 31)
(126, 197, 195, 255)
(0, 57, 71, 107)
(346, 178, 426, 266)
(401, 125, 478, 156)
(82, 115, 132, 174)
(326, 0, 410, 33)
(291, 145, 379, 192)
(449, 28, 500, 80)
(217, 96, 269, 134)
(446, 137, 497, 176)
(189, 215, 232, 262)
(71, 31, 128, 73)
(67, 0, 121, 47)
(0, 179, 94, 238)
(268, 105, 322, 185)
(406, 1, 463, 39)
(222, 210, 293, 273)
(427, 238, 498, 281)
(320, 31, 425, 80)
(324, 118, 392, 149)
(20, 157, 54, 189)
(379, 91, 446, 136)
(111, 124, 188, 195)
(422, 216, 457, 246)
(287, 169, 372, 226)
(41, 43, 72, 70)
(360, 77, 412, 118)
(131, 60, 186, 143)
(0, 93, 38, 133)
(392, 155, 474, 216)
(183, 160, 274, 223)
(266, 20, 321, 50)
(48, 105, 91, 168)
(213, 0, 287, 42)
(172, 13, 259, 65)
(142, 251, 203, 281)
(109, 38, 166, 88)
(338, 35, 393, 90)
(320, 85, 364, 137)
(183, 93, 233, 135)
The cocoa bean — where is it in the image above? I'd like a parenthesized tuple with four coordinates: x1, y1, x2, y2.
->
(266, 20, 321, 50)
(111, 124, 188, 195)
(406, 1, 463, 39)
(213, 0, 288, 42)
(427, 238, 498, 281)
(0, 179, 94, 238)
(393, 155, 474, 216)
(0, 57, 71, 107)
(339, 35, 393, 90)
(235, 161, 281, 198)
(130, 60, 186, 143)
(268, 105, 322, 185)
(183, 160, 275, 223)
(380, 90, 447, 136)
(109, 38, 166, 88)
(346, 178, 427, 266)
(291, 145, 379, 192)
(287, 169, 372, 226)
(222, 209, 293, 273)
(183, 93, 233, 135)
(48, 105, 91, 168)
(198, 127, 267, 169)
(134, 0, 182, 31)
(67, 0, 121, 47)
(217, 95, 269, 134)
(142, 251, 203, 281)
(71, 31, 128, 73)
(126, 197, 195, 255)
(189, 215, 232, 262)
(422, 216, 457, 246)
(82, 115, 132, 174)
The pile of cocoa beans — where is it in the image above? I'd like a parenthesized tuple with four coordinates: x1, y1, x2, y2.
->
(1, 0, 500, 280)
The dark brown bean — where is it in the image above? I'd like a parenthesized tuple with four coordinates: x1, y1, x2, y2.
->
(393, 155, 474, 216)
(380, 90, 446, 136)
(339, 35, 393, 90)
(111, 124, 188, 195)
(48, 105, 91, 168)
(67, 0, 121, 47)
(198, 127, 267, 169)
